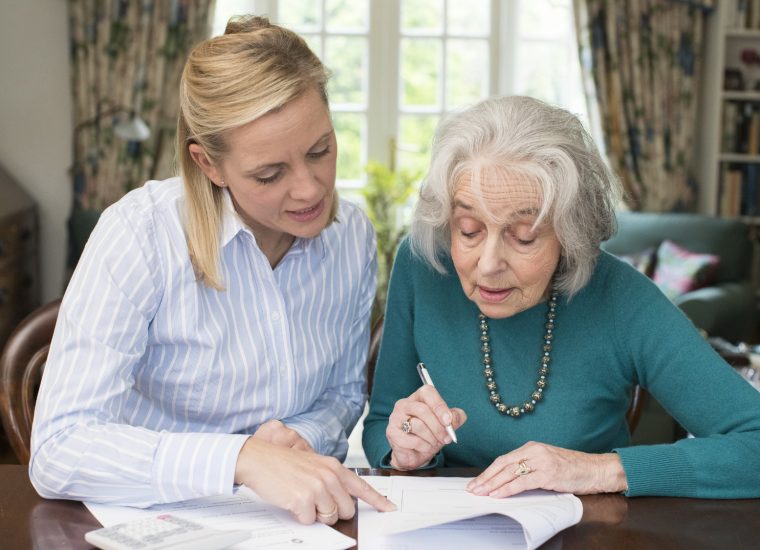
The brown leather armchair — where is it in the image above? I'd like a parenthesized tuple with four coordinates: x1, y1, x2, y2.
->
(0, 299, 60, 464)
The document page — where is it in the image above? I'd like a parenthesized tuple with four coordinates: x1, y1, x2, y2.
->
(85, 486, 355, 550)
(358, 476, 582, 550)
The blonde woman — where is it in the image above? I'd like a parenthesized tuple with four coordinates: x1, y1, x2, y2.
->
(30, 16, 393, 524)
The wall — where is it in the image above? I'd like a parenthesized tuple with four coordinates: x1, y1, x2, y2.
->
(0, 0, 72, 302)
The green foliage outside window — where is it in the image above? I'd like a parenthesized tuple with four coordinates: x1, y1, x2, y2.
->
(361, 161, 420, 321)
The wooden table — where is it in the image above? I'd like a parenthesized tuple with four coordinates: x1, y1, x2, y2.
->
(1, 465, 758, 549)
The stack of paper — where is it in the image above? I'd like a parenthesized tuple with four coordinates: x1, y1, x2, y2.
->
(358, 476, 582, 550)
(85, 486, 355, 550)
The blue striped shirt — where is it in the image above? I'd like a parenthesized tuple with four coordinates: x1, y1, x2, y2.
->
(29, 177, 377, 507)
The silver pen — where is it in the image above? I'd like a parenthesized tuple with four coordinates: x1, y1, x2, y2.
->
(416, 362, 458, 444)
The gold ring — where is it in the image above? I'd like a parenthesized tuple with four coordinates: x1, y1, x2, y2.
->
(317, 504, 338, 519)
(513, 459, 532, 476)
(401, 418, 413, 434)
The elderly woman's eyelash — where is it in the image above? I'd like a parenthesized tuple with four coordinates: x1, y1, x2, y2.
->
(308, 146, 331, 159)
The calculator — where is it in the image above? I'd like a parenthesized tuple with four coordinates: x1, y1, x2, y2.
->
(84, 513, 251, 550)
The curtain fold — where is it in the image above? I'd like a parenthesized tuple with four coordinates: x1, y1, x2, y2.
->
(68, 0, 213, 212)
(574, 0, 714, 212)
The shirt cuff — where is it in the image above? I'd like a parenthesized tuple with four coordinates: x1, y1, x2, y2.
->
(282, 417, 348, 458)
(152, 432, 249, 503)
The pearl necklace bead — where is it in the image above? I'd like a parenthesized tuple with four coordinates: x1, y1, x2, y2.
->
(479, 289, 558, 417)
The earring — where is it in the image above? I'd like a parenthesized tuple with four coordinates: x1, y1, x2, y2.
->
(219, 180, 226, 187)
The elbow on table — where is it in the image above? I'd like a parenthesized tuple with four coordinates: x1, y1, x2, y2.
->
(28, 431, 80, 501)
(28, 450, 69, 500)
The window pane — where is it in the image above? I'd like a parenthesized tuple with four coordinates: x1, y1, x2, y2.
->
(515, 42, 569, 105)
(447, 0, 489, 36)
(401, 39, 441, 108)
(326, 0, 368, 31)
(278, 0, 321, 31)
(401, 0, 443, 34)
(302, 34, 322, 58)
(326, 36, 367, 105)
(447, 39, 489, 108)
(211, 0, 255, 36)
(398, 115, 438, 176)
(333, 113, 365, 181)
(519, 0, 571, 39)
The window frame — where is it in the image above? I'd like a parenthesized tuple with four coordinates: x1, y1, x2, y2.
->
(211, 0, 588, 188)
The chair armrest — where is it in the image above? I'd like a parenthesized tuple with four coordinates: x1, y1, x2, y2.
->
(674, 282, 756, 342)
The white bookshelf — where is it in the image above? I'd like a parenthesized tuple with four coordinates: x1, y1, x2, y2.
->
(696, 1, 760, 294)
(697, 0, 760, 217)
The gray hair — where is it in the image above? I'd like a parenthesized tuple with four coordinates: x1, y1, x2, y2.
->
(410, 95, 621, 298)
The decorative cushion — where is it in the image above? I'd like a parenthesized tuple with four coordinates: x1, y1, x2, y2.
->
(652, 240, 720, 300)
(618, 248, 657, 277)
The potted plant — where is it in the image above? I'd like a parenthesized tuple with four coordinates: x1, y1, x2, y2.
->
(361, 161, 420, 321)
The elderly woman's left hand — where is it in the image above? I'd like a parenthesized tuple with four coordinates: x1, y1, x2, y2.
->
(466, 441, 628, 497)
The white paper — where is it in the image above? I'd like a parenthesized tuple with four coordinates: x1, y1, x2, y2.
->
(84, 486, 356, 550)
(358, 476, 581, 550)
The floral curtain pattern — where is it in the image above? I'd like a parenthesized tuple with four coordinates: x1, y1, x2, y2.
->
(68, 0, 212, 211)
(573, 0, 714, 212)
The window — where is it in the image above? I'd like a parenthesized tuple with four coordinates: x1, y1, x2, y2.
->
(513, 0, 588, 124)
(212, 0, 589, 195)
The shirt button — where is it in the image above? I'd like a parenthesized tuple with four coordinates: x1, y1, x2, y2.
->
(271, 312, 281, 321)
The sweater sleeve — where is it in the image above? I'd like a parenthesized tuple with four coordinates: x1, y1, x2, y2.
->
(609, 267, 760, 498)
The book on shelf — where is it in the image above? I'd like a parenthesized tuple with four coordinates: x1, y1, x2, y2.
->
(749, 110, 760, 154)
(720, 165, 742, 217)
(726, 0, 748, 28)
(743, 163, 760, 216)
(720, 163, 760, 217)
(726, 0, 760, 29)
(721, 101, 760, 154)
(753, 0, 760, 28)
(723, 102, 739, 153)
(730, 0, 760, 30)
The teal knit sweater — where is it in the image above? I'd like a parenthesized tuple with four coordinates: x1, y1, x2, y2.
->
(363, 239, 760, 498)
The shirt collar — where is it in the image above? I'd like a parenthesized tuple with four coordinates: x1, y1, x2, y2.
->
(219, 188, 245, 248)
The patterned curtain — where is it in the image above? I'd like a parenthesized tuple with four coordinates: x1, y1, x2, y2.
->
(68, 0, 212, 212)
(573, 0, 714, 212)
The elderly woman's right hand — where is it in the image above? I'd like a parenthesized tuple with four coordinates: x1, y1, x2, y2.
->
(235, 438, 396, 525)
(387, 385, 467, 470)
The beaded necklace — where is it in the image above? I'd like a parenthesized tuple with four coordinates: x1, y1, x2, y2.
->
(479, 288, 558, 417)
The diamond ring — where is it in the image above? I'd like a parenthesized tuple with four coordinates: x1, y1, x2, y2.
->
(513, 459, 532, 476)
(401, 418, 413, 434)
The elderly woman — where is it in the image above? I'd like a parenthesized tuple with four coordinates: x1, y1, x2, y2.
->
(362, 95, 760, 498)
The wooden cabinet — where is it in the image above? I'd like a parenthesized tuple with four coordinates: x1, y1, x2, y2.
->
(0, 165, 39, 350)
